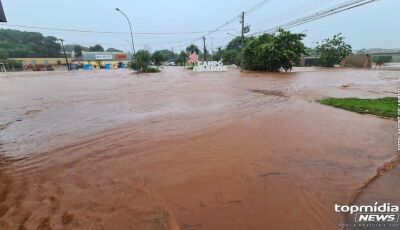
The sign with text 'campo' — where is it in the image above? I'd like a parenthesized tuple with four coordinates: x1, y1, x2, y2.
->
(193, 61, 227, 72)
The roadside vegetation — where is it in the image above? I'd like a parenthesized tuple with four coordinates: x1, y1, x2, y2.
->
(315, 34, 353, 67)
(0, 29, 61, 59)
(0, 28, 368, 73)
(243, 29, 306, 72)
(129, 50, 160, 73)
(318, 97, 398, 119)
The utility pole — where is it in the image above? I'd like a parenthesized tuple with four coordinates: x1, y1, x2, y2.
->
(202, 36, 207, 62)
(59, 39, 70, 71)
(240, 11, 245, 70)
(211, 37, 214, 55)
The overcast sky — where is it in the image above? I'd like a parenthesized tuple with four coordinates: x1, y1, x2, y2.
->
(0, 0, 398, 52)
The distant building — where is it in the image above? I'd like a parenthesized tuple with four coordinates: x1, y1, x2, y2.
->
(8, 57, 73, 66)
(299, 57, 320, 67)
(73, 51, 131, 68)
(393, 55, 400, 63)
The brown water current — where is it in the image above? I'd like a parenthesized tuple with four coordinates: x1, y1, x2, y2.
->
(0, 67, 398, 229)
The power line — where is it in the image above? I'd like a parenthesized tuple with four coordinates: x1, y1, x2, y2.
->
(0, 24, 237, 35)
(251, 0, 380, 35)
(245, 0, 272, 15)
(252, 0, 335, 27)
(182, 0, 272, 49)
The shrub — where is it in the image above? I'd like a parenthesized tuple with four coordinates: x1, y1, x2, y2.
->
(315, 34, 352, 67)
(151, 51, 166, 67)
(7, 59, 23, 69)
(130, 50, 151, 71)
(222, 49, 240, 65)
(243, 29, 306, 72)
(144, 66, 161, 73)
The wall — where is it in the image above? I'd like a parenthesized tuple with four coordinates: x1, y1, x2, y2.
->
(8, 57, 73, 65)
(341, 54, 372, 68)
(299, 57, 320, 67)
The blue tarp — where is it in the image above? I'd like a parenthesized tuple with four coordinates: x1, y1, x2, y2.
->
(84, 64, 93, 70)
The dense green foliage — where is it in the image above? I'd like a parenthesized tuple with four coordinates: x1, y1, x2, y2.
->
(88, 44, 105, 52)
(176, 51, 187, 66)
(186, 44, 200, 55)
(0, 29, 61, 59)
(73, 45, 85, 57)
(222, 49, 240, 65)
(318, 97, 397, 119)
(243, 29, 306, 72)
(222, 37, 243, 65)
(305, 47, 318, 56)
(151, 51, 165, 66)
(106, 48, 122, 52)
(144, 66, 161, 73)
(315, 34, 352, 67)
(130, 50, 160, 73)
(7, 59, 23, 69)
(130, 50, 151, 71)
(212, 37, 249, 65)
(157, 49, 176, 62)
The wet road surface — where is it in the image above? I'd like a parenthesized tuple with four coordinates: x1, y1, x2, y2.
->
(0, 67, 398, 229)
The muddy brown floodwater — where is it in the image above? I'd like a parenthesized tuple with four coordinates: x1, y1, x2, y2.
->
(0, 67, 399, 230)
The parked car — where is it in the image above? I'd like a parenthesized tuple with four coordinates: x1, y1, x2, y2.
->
(166, 62, 177, 66)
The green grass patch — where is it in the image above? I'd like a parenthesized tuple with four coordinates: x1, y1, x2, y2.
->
(143, 66, 161, 73)
(317, 97, 398, 119)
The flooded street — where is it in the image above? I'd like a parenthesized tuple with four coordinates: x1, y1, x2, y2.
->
(0, 67, 399, 229)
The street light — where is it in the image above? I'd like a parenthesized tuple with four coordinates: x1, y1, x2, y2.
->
(115, 8, 136, 61)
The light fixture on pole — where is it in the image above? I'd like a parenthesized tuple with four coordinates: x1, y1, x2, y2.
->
(115, 8, 136, 61)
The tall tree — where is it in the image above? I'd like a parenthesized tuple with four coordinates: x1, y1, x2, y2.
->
(89, 44, 105, 52)
(315, 34, 352, 67)
(151, 51, 165, 67)
(130, 50, 151, 71)
(73, 45, 84, 57)
(177, 51, 187, 66)
(106, 48, 122, 52)
(186, 44, 200, 55)
(243, 29, 306, 72)
(155, 49, 176, 61)
(0, 29, 61, 58)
